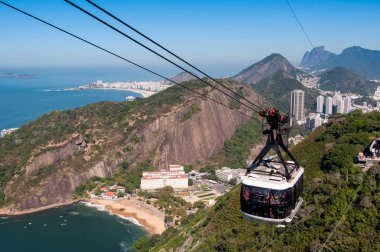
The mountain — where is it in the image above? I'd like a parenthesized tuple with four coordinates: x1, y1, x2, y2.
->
(0, 79, 262, 212)
(251, 71, 319, 113)
(319, 67, 378, 95)
(233, 54, 297, 85)
(301, 46, 380, 79)
(231, 54, 318, 114)
(134, 111, 380, 252)
(162, 71, 196, 85)
(300, 46, 336, 68)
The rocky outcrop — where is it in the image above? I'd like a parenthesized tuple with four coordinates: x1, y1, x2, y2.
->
(162, 71, 197, 85)
(133, 89, 258, 169)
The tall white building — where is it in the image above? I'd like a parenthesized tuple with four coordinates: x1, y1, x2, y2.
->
(373, 87, 380, 101)
(335, 95, 344, 114)
(290, 90, 305, 125)
(325, 97, 333, 115)
(316, 95, 324, 113)
(343, 97, 351, 114)
(140, 165, 188, 190)
(306, 113, 323, 130)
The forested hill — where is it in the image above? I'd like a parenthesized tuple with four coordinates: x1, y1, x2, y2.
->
(133, 110, 380, 252)
(252, 71, 319, 113)
(319, 67, 378, 95)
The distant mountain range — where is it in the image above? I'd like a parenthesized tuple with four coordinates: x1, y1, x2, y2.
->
(229, 51, 380, 112)
(300, 46, 380, 79)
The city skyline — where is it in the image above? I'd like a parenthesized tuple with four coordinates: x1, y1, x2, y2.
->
(1, 0, 379, 71)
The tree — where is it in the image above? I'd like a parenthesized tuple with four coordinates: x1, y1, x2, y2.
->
(184, 165, 193, 173)
(131, 236, 150, 252)
(229, 178, 237, 185)
(193, 201, 206, 209)
(322, 144, 359, 172)
(121, 161, 129, 170)
(117, 192, 124, 198)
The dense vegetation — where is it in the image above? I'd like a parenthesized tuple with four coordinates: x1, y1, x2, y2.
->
(207, 117, 263, 169)
(252, 72, 319, 114)
(319, 67, 378, 95)
(133, 111, 380, 251)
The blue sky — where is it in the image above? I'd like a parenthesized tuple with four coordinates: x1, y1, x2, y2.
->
(0, 0, 379, 74)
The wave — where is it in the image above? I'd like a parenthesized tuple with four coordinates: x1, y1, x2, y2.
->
(80, 201, 106, 212)
(81, 201, 142, 227)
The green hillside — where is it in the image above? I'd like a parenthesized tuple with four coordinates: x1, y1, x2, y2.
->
(319, 67, 378, 95)
(252, 71, 319, 113)
(134, 110, 380, 251)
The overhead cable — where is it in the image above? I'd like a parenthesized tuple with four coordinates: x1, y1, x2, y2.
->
(64, 0, 261, 114)
(0, 0, 254, 120)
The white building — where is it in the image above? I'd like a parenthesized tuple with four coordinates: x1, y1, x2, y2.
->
(290, 90, 305, 125)
(343, 96, 352, 114)
(140, 165, 188, 190)
(306, 113, 324, 130)
(373, 87, 380, 101)
(215, 167, 246, 183)
(0, 128, 18, 138)
(335, 95, 344, 114)
(316, 95, 324, 113)
(325, 97, 333, 115)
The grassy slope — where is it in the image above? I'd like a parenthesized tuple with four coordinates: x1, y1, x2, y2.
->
(140, 111, 380, 252)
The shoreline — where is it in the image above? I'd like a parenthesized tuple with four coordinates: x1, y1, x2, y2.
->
(0, 199, 79, 216)
(0, 197, 166, 235)
(63, 87, 157, 98)
(85, 198, 166, 235)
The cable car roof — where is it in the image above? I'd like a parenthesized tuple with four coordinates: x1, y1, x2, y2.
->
(242, 166, 304, 190)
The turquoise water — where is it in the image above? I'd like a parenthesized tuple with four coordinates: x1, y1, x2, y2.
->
(0, 67, 162, 130)
(0, 203, 147, 252)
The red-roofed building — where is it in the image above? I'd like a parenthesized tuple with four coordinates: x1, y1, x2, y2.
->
(101, 186, 109, 192)
(102, 191, 116, 199)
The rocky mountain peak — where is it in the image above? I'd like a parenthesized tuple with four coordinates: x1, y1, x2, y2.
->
(233, 53, 296, 85)
(300, 46, 335, 67)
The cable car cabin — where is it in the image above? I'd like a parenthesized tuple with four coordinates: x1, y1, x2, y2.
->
(240, 163, 304, 223)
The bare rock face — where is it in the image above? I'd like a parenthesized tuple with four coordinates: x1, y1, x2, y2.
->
(131, 88, 259, 169)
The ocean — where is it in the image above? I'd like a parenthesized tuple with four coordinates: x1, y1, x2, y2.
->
(0, 203, 147, 252)
(0, 66, 168, 251)
(0, 66, 175, 130)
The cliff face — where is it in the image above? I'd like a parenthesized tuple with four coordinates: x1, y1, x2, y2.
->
(0, 80, 261, 212)
(134, 91, 253, 169)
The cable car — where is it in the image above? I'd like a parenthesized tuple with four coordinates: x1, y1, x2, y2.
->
(240, 108, 304, 223)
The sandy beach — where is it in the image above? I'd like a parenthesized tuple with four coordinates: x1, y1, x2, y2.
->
(86, 198, 166, 235)
(63, 87, 157, 98)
